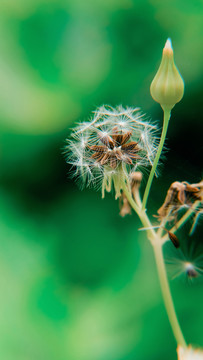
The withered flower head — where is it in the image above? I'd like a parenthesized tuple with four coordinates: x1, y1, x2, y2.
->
(157, 181, 202, 220)
(65, 106, 159, 197)
(157, 180, 203, 236)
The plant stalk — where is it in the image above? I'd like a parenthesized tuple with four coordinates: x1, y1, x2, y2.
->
(153, 243, 187, 347)
(122, 183, 187, 347)
(142, 110, 171, 210)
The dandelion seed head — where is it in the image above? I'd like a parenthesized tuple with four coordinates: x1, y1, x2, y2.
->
(64, 105, 159, 192)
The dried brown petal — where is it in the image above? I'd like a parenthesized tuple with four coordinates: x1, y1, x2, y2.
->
(100, 153, 110, 165)
(124, 156, 133, 165)
(126, 152, 140, 159)
(100, 135, 114, 149)
(89, 145, 108, 153)
(94, 153, 106, 162)
(120, 131, 132, 145)
(111, 134, 123, 146)
(114, 150, 123, 160)
(110, 156, 117, 169)
(121, 141, 139, 151)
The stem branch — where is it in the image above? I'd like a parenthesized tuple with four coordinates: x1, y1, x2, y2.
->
(122, 183, 187, 347)
(122, 181, 156, 241)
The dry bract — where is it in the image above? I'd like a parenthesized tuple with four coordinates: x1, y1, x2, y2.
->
(157, 181, 203, 221)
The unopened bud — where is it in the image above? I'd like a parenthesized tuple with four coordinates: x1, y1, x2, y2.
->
(150, 39, 184, 111)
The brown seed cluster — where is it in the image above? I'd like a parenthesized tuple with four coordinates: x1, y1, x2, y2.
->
(89, 130, 140, 169)
(157, 181, 203, 220)
(157, 180, 203, 243)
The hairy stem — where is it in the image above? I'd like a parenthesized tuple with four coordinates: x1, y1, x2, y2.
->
(142, 110, 171, 210)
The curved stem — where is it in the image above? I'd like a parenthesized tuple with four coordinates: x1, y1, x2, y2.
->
(142, 110, 171, 210)
(153, 243, 187, 347)
(122, 181, 140, 213)
(122, 181, 156, 241)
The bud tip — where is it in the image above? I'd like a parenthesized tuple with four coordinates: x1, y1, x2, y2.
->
(163, 38, 173, 55)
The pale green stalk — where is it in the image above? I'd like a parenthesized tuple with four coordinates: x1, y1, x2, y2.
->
(153, 243, 187, 347)
(142, 110, 171, 210)
(122, 181, 187, 347)
(122, 181, 156, 241)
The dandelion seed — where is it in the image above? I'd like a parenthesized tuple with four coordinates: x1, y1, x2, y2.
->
(184, 262, 199, 278)
(165, 247, 203, 281)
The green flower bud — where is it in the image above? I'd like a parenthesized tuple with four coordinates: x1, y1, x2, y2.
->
(150, 39, 184, 112)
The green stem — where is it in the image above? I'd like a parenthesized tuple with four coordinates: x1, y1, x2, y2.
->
(122, 181, 156, 241)
(122, 183, 187, 347)
(153, 243, 187, 347)
(142, 110, 171, 210)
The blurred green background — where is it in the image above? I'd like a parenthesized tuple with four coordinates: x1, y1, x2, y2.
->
(0, 0, 203, 359)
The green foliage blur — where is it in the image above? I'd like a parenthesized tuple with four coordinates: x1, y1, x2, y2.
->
(0, 1, 203, 359)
